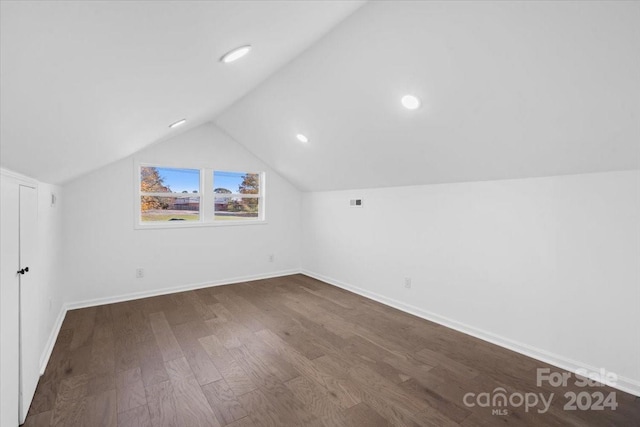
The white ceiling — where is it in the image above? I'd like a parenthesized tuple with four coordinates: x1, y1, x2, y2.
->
(2, 1, 638, 191)
(216, 1, 640, 191)
(0, 0, 364, 183)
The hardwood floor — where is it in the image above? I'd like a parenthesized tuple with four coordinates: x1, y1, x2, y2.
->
(24, 274, 640, 426)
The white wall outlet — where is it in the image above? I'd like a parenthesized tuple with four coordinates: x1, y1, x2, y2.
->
(268, 254, 274, 263)
(136, 268, 144, 278)
(404, 277, 412, 289)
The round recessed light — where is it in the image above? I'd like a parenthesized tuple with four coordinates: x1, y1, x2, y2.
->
(169, 119, 187, 128)
(220, 45, 252, 63)
(296, 133, 309, 143)
(401, 94, 421, 110)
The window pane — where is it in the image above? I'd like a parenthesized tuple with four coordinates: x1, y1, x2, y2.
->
(213, 171, 259, 194)
(214, 196, 260, 221)
(141, 167, 199, 194)
(141, 196, 200, 222)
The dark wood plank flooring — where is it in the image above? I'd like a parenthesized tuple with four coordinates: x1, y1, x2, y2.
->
(23, 274, 640, 426)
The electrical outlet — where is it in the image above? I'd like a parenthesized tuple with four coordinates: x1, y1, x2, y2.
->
(136, 268, 144, 279)
(268, 254, 274, 263)
(404, 277, 412, 289)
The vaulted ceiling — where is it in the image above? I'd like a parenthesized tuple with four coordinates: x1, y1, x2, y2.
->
(0, 0, 364, 183)
(216, 1, 640, 191)
(2, 1, 639, 190)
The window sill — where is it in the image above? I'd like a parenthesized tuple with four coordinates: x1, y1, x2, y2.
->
(134, 220, 267, 230)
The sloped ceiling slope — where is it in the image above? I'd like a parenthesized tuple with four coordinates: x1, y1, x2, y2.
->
(216, 1, 640, 191)
(0, 0, 364, 184)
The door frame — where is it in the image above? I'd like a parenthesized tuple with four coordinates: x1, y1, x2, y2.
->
(18, 183, 38, 424)
(0, 168, 38, 426)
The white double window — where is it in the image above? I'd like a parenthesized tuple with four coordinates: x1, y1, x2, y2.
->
(137, 164, 264, 227)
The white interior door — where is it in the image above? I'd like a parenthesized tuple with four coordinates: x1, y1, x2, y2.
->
(19, 184, 39, 424)
(0, 178, 21, 427)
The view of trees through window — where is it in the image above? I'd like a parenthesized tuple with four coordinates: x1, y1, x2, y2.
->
(140, 167, 200, 222)
(213, 171, 260, 221)
(140, 167, 261, 223)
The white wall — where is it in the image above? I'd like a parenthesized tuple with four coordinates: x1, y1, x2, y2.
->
(0, 171, 23, 427)
(0, 170, 64, 427)
(61, 123, 302, 305)
(24, 178, 65, 359)
(301, 170, 640, 394)
(36, 182, 65, 368)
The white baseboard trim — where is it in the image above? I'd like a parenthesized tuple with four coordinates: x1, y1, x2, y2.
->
(301, 270, 640, 398)
(39, 268, 640, 397)
(64, 269, 300, 311)
(39, 305, 67, 375)
(38, 269, 299, 375)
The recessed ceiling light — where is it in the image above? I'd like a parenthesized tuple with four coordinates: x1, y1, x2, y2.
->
(401, 94, 421, 110)
(169, 119, 186, 128)
(296, 133, 309, 143)
(220, 45, 252, 63)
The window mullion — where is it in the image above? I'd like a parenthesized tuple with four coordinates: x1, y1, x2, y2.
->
(202, 168, 213, 222)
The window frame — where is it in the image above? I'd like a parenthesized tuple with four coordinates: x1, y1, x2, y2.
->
(134, 162, 266, 229)
(213, 170, 263, 223)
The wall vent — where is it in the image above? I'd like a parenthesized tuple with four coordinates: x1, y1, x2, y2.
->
(349, 199, 363, 208)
